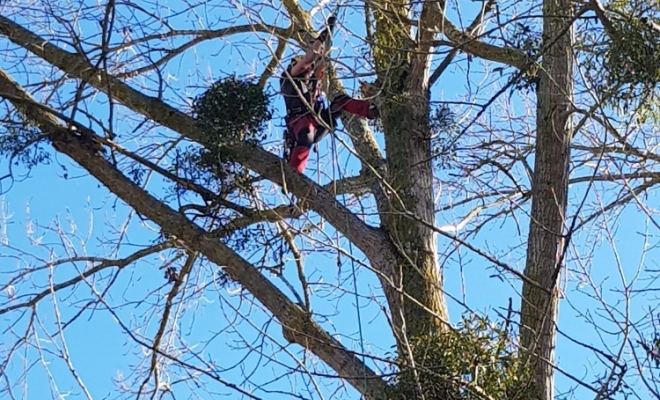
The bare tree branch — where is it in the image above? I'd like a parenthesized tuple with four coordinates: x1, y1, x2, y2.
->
(0, 15, 399, 278)
(115, 24, 291, 78)
(421, 1, 527, 69)
(277, 221, 310, 311)
(259, 37, 289, 88)
(217, 174, 373, 235)
(428, 0, 498, 85)
(108, 24, 291, 55)
(0, 68, 390, 400)
(0, 242, 174, 315)
(139, 251, 198, 397)
(588, 0, 619, 37)
(280, 0, 313, 32)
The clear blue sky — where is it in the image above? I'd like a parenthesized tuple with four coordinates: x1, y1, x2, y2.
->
(1, 0, 658, 399)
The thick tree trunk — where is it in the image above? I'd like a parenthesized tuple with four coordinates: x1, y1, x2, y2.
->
(381, 89, 448, 340)
(371, 3, 449, 343)
(520, 0, 574, 398)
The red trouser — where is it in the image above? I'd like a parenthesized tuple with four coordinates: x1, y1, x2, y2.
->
(286, 97, 376, 173)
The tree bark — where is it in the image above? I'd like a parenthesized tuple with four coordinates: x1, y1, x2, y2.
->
(382, 91, 449, 341)
(370, 1, 449, 344)
(520, 0, 574, 398)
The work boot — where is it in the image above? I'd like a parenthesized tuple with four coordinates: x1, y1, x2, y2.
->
(331, 95, 379, 120)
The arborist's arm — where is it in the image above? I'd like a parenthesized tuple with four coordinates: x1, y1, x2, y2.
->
(313, 57, 326, 80)
(289, 16, 336, 77)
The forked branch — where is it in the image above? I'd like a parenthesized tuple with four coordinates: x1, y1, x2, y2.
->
(0, 15, 397, 278)
(0, 68, 390, 399)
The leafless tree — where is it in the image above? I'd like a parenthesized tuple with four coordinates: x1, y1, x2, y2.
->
(2, 0, 660, 399)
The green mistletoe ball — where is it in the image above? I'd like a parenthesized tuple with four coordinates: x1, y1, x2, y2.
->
(192, 76, 272, 146)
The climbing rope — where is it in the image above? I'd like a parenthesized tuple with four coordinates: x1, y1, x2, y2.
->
(291, 4, 369, 389)
(330, 110, 367, 396)
(322, 7, 367, 385)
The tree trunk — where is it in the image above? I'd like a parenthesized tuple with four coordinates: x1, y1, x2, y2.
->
(371, 4, 449, 344)
(382, 87, 449, 341)
(520, 0, 574, 398)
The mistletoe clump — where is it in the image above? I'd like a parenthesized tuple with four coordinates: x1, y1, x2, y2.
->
(597, 17, 660, 106)
(389, 314, 534, 400)
(0, 114, 51, 169)
(192, 76, 272, 148)
(182, 76, 272, 196)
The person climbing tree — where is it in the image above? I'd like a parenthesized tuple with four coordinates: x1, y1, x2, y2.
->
(280, 15, 379, 174)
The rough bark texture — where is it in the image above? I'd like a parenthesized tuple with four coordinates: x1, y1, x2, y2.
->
(381, 92, 448, 340)
(372, 1, 449, 343)
(520, 0, 574, 398)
